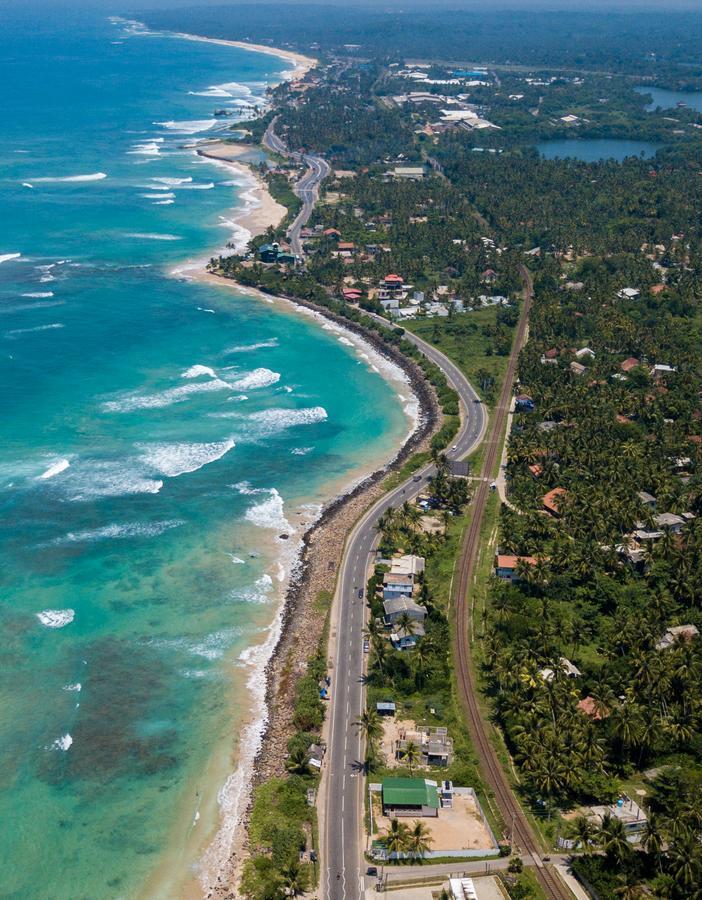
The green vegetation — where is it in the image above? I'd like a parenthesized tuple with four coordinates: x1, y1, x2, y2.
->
(148, 11, 702, 894)
(240, 598, 332, 899)
(405, 306, 518, 405)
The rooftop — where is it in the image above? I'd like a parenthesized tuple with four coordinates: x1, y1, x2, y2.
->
(382, 777, 439, 809)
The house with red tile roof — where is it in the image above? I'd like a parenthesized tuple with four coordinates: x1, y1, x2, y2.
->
(620, 357, 640, 373)
(495, 554, 538, 582)
(543, 487, 567, 516)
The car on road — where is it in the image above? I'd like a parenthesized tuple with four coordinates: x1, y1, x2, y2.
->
(363, 640, 369, 653)
(451, 445, 458, 452)
(358, 588, 363, 599)
(474, 397, 482, 403)
(366, 866, 378, 877)
(413, 474, 422, 482)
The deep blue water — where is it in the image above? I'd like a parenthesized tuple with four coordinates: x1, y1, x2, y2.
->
(0, 13, 409, 897)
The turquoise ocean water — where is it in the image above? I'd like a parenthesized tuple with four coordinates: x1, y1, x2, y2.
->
(0, 13, 409, 897)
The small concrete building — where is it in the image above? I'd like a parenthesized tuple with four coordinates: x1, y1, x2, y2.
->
(383, 596, 427, 624)
(382, 573, 415, 601)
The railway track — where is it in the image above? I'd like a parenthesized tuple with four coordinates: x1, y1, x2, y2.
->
(451, 269, 572, 900)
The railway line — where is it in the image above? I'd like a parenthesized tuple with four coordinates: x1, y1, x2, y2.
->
(451, 269, 571, 900)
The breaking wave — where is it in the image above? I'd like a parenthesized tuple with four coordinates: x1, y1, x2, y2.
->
(136, 440, 235, 477)
(50, 520, 184, 545)
(36, 609, 75, 629)
(226, 368, 280, 391)
(101, 377, 231, 412)
(32, 173, 107, 183)
(244, 488, 295, 534)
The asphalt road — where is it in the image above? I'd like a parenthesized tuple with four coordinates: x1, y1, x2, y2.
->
(321, 324, 487, 900)
(262, 117, 330, 256)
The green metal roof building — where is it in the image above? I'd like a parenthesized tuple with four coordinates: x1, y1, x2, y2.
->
(381, 777, 440, 817)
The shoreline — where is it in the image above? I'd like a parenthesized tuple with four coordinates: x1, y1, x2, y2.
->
(165, 30, 439, 897)
(199, 141, 288, 249)
(201, 274, 441, 897)
(174, 114, 440, 894)
(171, 31, 317, 82)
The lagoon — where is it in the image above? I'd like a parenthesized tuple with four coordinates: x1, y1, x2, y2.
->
(537, 138, 661, 162)
(635, 85, 702, 113)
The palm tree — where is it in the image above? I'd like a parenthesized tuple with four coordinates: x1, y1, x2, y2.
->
(402, 739, 421, 775)
(397, 611, 417, 638)
(363, 617, 383, 641)
(371, 636, 388, 679)
(667, 837, 702, 895)
(400, 501, 422, 532)
(355, 707, 383, 745)
(286, 745, 310, 775)
(614, 873, 643, 899)
(406, 820, 433, 858)
(281, 860, 309, 897)
(383, 817, 410, 856)
(642, 812, 664, 871)
(569, 814, 596, 853)
(598, 812, 632, 867)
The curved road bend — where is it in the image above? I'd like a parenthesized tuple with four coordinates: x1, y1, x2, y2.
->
(262, 117, 330, 256)
(321, 325, 486, 900)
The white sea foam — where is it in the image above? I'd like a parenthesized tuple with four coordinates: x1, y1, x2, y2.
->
(291, 446, 313, 456)
(51, 520, 184, 545)
(63, 683, 82, 692)
(181, 364, 217, 379)
(139, 192, 175, 199)
(177, 182, 215, 190)
(22, 292, 54, 298)
(5, 323, 64, 337)
(244, 489, 295, 534)
(150, 176, 192, 186)
(226, 368, 280, 391)
(224, 338, 278, 353)
(247, 406, 328, 434)
(32, 173, 107, 183)
(47, 734, 73, 751)
(0, 253, 21, 265)
(154, 199, 174, 205)
(128, 140, 163, 156)
(60, 461, 164, 500)
(101, 377, 231, 413)
(188, 87, 234, 98)
(231, 481, 268, 496)
(22, 183, 33, 188)
(155, 119, 220, 134)
(125, 232, 181, 241)
(137, 440, 235, 478)
(189, 628, 244, 660)
(37, 458, 70, 480)
(227, 554, 245, 564)
(36, 609, 75, 628)
(197, 307, 216, 314)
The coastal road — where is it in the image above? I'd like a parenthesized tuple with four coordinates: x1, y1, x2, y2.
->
(321, 272, 572, 900)
(262, 116, 330, 256)
(320, 324, 487, 900)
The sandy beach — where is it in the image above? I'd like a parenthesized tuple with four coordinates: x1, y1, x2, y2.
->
(198, 141, 287, 247)
(195, 266, 441, 896)
(177, 39, 438, 898)
(173, 31, 317, 81)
